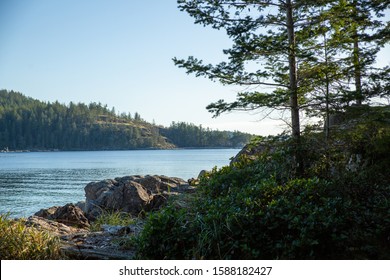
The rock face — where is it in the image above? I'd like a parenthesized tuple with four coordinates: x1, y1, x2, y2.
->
(84, 175, 191, 220)
(25, 216, 88, 236)
(34, 203, 90, 229)
(230, 141, 275, 165)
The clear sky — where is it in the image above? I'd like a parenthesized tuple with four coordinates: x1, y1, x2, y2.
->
(0, 0, 389, 135)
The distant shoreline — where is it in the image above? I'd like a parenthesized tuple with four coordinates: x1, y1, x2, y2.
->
(1, 147, 242, 153)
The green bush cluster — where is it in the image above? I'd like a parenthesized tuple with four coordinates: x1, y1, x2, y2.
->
(136, 110, 390, 259)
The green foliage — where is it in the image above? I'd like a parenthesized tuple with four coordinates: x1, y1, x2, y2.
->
(135, 117, 390, 259)
(136, 204, 199, 259)
(340, 106, 390, 155)
(174, 0, 312, 141)
(0, 214, 63, 260)
(175, 0, 389, 117)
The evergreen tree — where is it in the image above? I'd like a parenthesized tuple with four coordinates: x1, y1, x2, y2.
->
(325, 0, 389, 104)
(173, 0, 332, 173)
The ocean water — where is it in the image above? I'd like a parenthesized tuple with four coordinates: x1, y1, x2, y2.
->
(0, 149, 239, 218)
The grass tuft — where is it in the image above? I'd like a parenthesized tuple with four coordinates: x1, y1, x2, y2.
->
(0, 213, 63, 259)
(90, 211, 135, 232)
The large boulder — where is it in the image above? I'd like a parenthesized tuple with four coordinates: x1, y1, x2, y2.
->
(230, 141, 274, 165)
(84, 175, 189, 220)
(34, 203, 90, 229)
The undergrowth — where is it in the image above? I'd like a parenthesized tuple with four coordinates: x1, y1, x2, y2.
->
(135, 108, 390, 259)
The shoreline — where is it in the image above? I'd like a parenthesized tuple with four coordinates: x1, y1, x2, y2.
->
(0, 148, 239, 219)
(0, 146, 242, 153)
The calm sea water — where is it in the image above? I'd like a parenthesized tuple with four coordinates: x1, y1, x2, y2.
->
(0, 149, 239, 218)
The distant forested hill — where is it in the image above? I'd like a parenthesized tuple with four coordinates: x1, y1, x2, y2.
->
(0, 90, 253, 151)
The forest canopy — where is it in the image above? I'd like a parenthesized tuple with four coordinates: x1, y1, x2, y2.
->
(0, 90, 253, 151)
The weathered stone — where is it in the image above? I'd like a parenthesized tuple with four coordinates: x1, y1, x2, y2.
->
(25, 216, 88, 236)
(121, 175, 187, 193)
(34, 203, 90, 229)
(60, 219, 145, 260)
(230, 142, 271, 165)
(198, 170, 208, 179)
(75, 201, 86, 212)
(188, 170, 209, 186)
(101, 224, 132, 235)
(121, 181, 151, 213)
(84, 175, 190, 220)
(60, 230, 135, 260)
(34, 206, 59, 219)
(85, 179, 117, 201)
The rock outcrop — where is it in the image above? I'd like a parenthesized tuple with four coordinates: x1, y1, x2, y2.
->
(84, 175, 193, 220)
(188, 170, 209, 186)
(59, 221, 144, 260)
(34, 203, 90, 229)
(23, 174, 194, 259)
(24, 215, 140, 260)
(230, 140, 277, 165)
(25, 215, 89, 236)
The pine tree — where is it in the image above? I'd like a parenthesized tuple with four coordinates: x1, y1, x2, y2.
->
(174, 0, 334, 173)
(326, 0, 389, 104)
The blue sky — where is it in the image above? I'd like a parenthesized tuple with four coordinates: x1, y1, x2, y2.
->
(0, 0, 389, 135)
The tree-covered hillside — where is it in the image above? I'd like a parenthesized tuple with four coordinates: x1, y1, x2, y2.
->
(0, 90, 253, 151)
(161, 122, 250, 148)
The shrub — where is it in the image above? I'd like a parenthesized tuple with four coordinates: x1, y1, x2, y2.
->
(136, 156, 390, 259)
(136, 205, 199, 259)
(135, 113, 390, 259)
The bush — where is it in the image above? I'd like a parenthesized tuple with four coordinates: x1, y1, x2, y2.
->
(0, 214, 63, 259)
(135, 112, 390, 259)
(136, 155, 390, 259)
(136, 205, 199, 259)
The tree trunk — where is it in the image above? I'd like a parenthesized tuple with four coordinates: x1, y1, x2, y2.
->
(353, 31, 363, 105)
(286, 0, 300, 140)
(286, 0, 303, 175)
(352, 0, 363, 105)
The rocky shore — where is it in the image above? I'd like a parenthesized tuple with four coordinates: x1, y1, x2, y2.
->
(23, 174, 197, 259)
(17, 147, 249, 259)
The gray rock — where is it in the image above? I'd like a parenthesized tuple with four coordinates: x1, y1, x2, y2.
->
(34, 203, 90, 229)
(198, 170, 208, 179)
(84, 175, 190, 220)
(25, 216, 88, 236)
(75, 201, 86, 212)
(101, 224, 132, 235)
